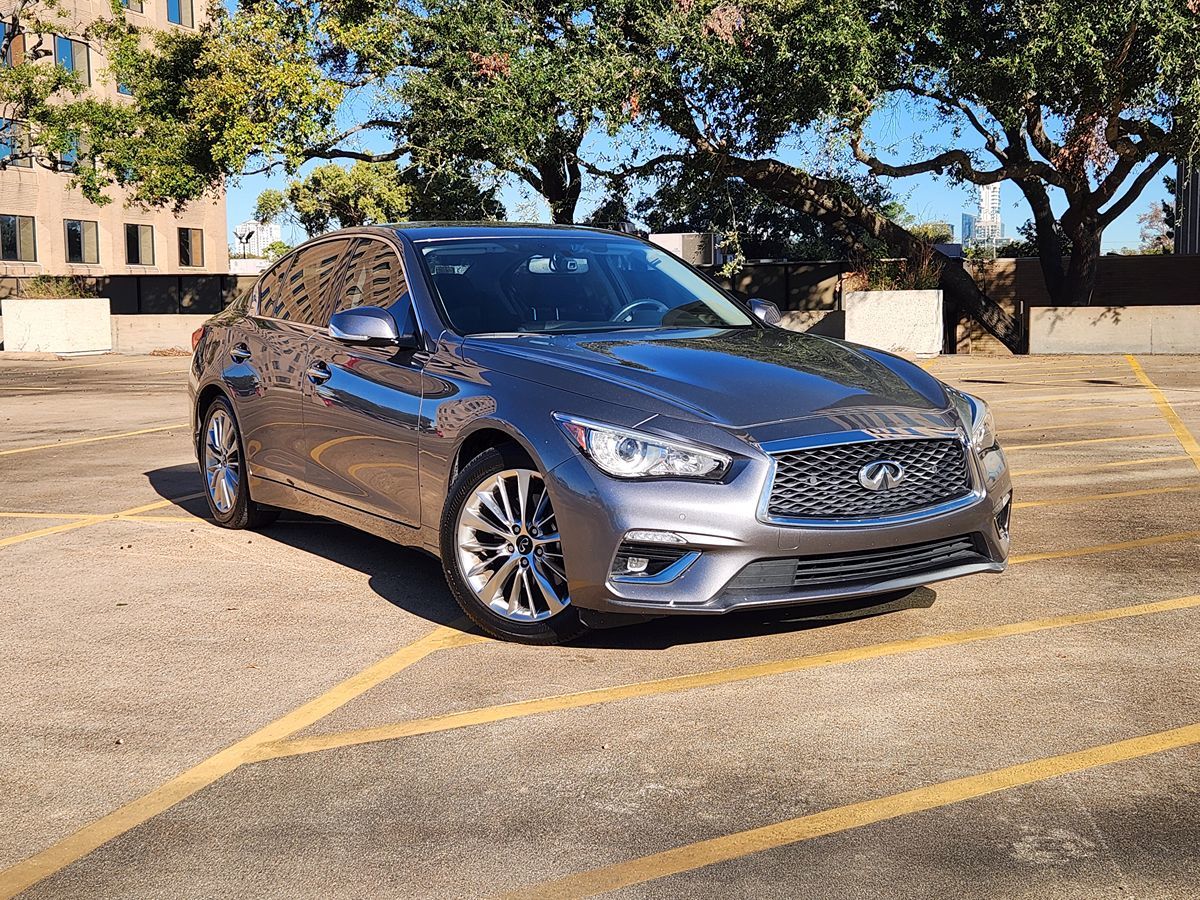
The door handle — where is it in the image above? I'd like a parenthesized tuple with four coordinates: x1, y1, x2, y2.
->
(230, 343, 252, 363)
(306, 361, 332, 385)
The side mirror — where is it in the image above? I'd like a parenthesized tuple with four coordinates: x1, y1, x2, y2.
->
(328, 306, 417, 348)
(748, 298, 782, 325)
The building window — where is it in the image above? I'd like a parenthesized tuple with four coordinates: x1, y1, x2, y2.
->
(55, 37, 90, 86)
(2, 23, 26, 66)
(65, 219, 100, 264)
(118, 83, 133, 96)
(178, 227, 204, 267)
(125, 223, 154, 265)
(167, 0, 195, 28)
(0, 214, 37, 262)
(0, 119, 32, 168)
(123, 0, 145, 13)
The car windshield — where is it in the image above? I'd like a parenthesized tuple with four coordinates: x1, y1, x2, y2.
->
(417, 235, 755, 335)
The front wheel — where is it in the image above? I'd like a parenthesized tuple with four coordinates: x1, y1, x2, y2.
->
(441, 446, 587, 644)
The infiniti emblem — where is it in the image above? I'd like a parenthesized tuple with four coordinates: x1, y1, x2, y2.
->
(858, 460, 906, 492)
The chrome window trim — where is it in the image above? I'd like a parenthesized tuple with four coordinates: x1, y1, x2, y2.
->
(757, 429, 985, 529)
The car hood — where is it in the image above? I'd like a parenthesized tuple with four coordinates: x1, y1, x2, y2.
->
(462, 327, 952, 434)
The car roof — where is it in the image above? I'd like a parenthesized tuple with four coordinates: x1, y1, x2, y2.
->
(381, 222, 637, 242)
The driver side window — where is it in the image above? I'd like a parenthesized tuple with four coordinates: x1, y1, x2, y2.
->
(337, 237, 416, 337)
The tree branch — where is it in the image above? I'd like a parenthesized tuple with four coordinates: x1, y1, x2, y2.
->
(1099, 153, 1170, 227)
(850, 133, 1064, 187)
(889, 83, 1007, 163)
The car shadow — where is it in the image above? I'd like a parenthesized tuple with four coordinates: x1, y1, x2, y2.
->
(146, 464, 937, 650)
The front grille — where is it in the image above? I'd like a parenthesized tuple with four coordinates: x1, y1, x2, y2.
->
(722, 534, 987, 598)
(767, 438, 972, 519)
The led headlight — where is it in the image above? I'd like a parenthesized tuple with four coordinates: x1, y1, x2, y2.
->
(949, 388, 997, 452)
(553, 414, 731, 479)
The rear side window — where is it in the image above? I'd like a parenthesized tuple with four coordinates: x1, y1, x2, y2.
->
(258, 239, 350, 325)
(339, 238, 408, 314)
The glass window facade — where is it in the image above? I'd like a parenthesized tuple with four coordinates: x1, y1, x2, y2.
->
(0, 215, 37, 262)
(125, 223, 154, 265)
(54, 37, 91, 86)
(178, 227, 204, 267)
(167, 0, 194, 28)
(66, 220, 100, 264)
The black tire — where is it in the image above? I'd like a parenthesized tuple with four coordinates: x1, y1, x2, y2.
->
(199, 396, 279, 530)
(440, 445, 587, 645)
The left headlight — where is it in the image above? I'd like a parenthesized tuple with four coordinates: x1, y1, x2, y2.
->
(553, 414, 732, 480)
(949, 388, 997, 452)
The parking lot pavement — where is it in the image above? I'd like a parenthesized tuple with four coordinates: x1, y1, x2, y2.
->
(2, 352, 1199, 898)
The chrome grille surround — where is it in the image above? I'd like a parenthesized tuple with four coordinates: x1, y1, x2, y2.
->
(761, 431, 977, 525)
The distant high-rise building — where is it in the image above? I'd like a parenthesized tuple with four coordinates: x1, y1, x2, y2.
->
(1178, 159, 1199, 255)
(232, 220, 282, 258)
(961, 213, 977, 245)
(974, 184, 1003, 249)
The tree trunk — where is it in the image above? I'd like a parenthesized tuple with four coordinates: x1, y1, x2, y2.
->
(715, 153, 1023, 352)
(538, 157, 583, 224)
(1062, 221, 1103, 306)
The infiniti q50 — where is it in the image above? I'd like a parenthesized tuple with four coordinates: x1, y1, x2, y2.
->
(189, 224, 1011, 643)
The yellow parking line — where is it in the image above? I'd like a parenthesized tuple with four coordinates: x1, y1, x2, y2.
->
(507, 721, 1200, 899)
(0, 494, 203, 549)
(253, 593, 1200, 762)
(997, 414, 1164, 435)
(1003, 431, 1174, 452)
(0, 624, 485, 900)
(1126, 355, 1200, 474)
(1010, 530, 1200, 564)
(1010, 454, 1190, 477)
(1013, 484, 1200, 510)
(0, 423, 188, 457)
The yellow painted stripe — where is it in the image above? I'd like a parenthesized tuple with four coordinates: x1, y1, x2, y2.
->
(507, 721, 1200, 899)
(1003, 431, 1174, 452)
(1010, 530, 1200, 564)
(255, 593, 1200, 762)
(997, 414, 1164, 435)
(0, 494, 203, 550)
(0, 423, 188, 457)
(0, 625, 484, 900)
(1010, 454, 1190, 477)
(1126, 355, 1200, 474)
(1013, 484, 1200, 510)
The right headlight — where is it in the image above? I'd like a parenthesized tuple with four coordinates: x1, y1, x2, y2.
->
(949, 388, 997, 452)
(553, 414, 732, 480)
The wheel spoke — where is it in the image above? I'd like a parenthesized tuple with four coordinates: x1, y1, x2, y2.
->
(477, 555, 520, 604)
(476, 488, 510, 531)
(505, 564, 524, 614)
(466, 554, 503, 579)
(539, 554, 568, 582)
(514, 469, 531, 529)
(461, 508, 510, 540)
(496, 473, 517, 528)
(530, 564, 566, 615)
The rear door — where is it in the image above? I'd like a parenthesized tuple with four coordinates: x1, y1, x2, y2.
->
(226, 253, 312, 488)
(301, 236, 426, 527)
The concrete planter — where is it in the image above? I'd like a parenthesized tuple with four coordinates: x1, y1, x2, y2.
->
(0, 296, 113, 355)
(844, 290, 944, 358)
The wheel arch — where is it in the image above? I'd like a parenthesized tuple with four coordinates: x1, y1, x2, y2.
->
(194, 383, 230, 453)
(450, 424, 539, 485)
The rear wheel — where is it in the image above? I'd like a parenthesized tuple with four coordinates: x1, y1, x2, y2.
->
(200, 397, 279, 529)
(441, 446, 586, 644)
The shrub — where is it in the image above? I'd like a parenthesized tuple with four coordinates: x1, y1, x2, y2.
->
(18, 276, 99, 299)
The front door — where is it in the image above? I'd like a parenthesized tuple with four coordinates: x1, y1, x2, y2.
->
(301, 237, 425, 527)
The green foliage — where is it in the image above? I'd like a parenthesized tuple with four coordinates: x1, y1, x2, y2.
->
(270, 160, 505, 236)
(254, 189, 288, 224)
(19, 275, 98, 299)
(263, 240, 292, 261)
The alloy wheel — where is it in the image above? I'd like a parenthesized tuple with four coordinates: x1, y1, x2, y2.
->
(455, 468, 569, 622)
(204, 408, 241, 514)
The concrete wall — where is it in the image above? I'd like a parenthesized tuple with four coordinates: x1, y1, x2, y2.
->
(0, 297, 112, 354)
(705, 261, 846, 311)
(1029, 306, 1200, 354)
(0, 275, 256, 314)
(110, 314, 211, 353)
(844, 290, 944, 357)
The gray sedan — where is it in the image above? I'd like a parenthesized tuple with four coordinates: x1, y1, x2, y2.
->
(190, 223, 1011, 643)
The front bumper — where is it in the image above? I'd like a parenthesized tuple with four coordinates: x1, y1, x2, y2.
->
(547, 439, 1011, 616)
